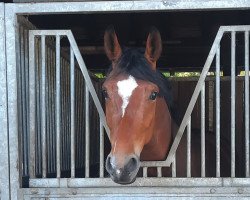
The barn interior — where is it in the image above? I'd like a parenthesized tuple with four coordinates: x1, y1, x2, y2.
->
(25, 9, 250, 75)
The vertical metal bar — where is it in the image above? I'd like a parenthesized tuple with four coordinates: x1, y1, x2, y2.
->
(0, 4, 10, 198)
(231, 31, 236, 177)
(67, 61, 70, 171)
(100, 122, 104, 178)
(19, 25, 26, 177)
(52, 49, 56, 173)
(201, 83, 206, 177)
(47, 46, 52, 174)
(187, 118, 191, 177)
(41, 35, 46, 178)
(171, 156, 176, 177)
(56, 35, 61, 178)
(29, 32, 35, 178)
(216, 45, 221, 177)
(37, 38, 42, 176)
(70, 48, 75, 178)
(157, 167, 162, 177)
(245, 31, 250, 177)
(61, 58, 65, 171)
(85, 84, 90, 177)
(143, 167, 147, 177)
(24, 29, 29, 176)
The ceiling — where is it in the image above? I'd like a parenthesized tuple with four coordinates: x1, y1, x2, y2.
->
(28, 9, 250, 73)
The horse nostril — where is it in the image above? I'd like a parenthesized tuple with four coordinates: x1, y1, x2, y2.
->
(126, 156, 139, 173)
(106, 155, 113, 173)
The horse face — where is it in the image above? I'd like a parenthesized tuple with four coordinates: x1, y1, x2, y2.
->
(103, 76, 159, 184)
(103, 26, 162, 184)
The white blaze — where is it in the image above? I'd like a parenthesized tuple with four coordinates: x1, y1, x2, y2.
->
(117, 75, 138, 117)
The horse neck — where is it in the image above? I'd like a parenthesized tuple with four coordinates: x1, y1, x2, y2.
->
(140, 98, 172, 161)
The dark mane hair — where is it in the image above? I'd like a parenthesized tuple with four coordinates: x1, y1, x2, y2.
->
(106, 47, 179, 123)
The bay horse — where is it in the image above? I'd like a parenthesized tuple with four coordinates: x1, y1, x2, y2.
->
(102, 26, 231, 184)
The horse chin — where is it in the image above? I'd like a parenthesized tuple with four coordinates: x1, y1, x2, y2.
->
(111, 175, 137, 185)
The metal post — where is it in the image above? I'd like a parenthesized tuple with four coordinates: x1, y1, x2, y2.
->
(56, 35, 61, 178)
(41, 35, 47, 178)
(245, 31, 250, 177)
(171, 156, 176, 177)
(187, 118, 191, 177)
(201, 84, 205, 177)
(85, 84, 90, 177)
(100, 122, 104, 178)
(216, 45, 221, 177)
(143, 167, 147, 177)
(29, 31, 35, 178)
(231, 31, 236, 177)
(157, 167, 162, 177)
(0, 3, 10, 199)
(70, 47, 75, 178)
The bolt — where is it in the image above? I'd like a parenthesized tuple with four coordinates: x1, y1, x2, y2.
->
(72, 190, 77, 195)
(238, 188, 243, 194)
(162, 1, 168, 5)
(210, 188, 216, 194)
(31, 189, 38, 194)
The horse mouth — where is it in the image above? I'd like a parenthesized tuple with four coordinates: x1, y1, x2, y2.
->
(110, 173, 137, 185)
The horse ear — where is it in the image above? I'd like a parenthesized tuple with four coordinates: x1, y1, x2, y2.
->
(145, 27, 162, 70)
(104, 26, 122, 64)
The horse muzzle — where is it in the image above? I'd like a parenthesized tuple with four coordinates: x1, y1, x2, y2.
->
(106, 154, 140, 184)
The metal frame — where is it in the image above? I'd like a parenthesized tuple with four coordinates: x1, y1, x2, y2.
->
(18, 185, 250, 200)
(0, 3, 10, 200)
(3, 1, 250, 200)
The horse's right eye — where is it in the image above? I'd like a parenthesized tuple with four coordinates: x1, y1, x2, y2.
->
(102, 90, 109, 99)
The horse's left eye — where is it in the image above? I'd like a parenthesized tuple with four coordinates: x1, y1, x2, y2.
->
(149, 91, 158, 100)
(102, 90, 109, 99)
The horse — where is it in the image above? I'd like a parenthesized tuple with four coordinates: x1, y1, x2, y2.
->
(102, 26, 232, 184)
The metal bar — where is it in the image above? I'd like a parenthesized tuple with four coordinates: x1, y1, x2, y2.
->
(29, 177, 250, 188)
(67, 32, 110, 137)
(19, 25, 25, 177)
(187, 118, 191, 177)
(245, 31, 250, 177)
(41, 35, 47, 178)
(100, 122, 104, 178)
(61, 58, 65, 171)
(0, 3, 10, 199)
(231, 31, 236, 177)
(56, 35, 61, 178)
(85, 84, 90, 178)
(8, 3, 250, 15)
(29, 31, 35, 178)
(24, 28, 29, 177)
(143, 167, 147, 177)
(47, 46, 52, 174)
(70, 48, 75, 178)
(52, 49, 56, 173)
(216, 45, 221, 177)
(157, 167, 162, 177)
(201, 83, 206, 177)
(66, 61, 71, 172)
(142, 28, 224, 167)
(172, 156, 176, 177)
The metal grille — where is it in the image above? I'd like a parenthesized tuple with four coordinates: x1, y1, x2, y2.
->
(17, 26, 250, 188)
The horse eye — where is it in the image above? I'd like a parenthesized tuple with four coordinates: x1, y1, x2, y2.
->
(102, 89, 109, 99)
(149, 91, 158, 100)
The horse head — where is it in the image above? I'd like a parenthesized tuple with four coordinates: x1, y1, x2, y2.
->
(103, 26, 172, 184)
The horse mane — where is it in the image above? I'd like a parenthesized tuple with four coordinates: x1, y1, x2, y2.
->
(106, 47, 180, 124)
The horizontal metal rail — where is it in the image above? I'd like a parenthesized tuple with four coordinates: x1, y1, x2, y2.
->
(29, 177, 250, 188)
